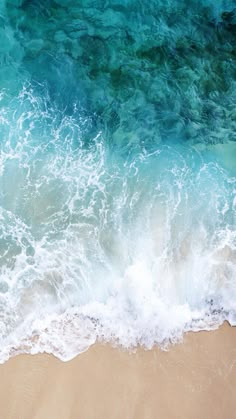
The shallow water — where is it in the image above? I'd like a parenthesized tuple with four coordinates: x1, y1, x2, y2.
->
(0, 0, 235, 362)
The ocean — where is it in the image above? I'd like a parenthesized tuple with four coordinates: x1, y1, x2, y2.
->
(0, 0, 235, 362)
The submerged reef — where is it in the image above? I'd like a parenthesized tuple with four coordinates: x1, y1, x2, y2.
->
(2, 0, 236, 148)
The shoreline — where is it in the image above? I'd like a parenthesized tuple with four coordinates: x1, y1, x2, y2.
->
(0, 322, 235, 419)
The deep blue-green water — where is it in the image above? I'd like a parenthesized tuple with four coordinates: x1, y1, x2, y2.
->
(0, 0, 235, 361)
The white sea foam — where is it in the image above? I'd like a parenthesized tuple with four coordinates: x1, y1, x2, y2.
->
(0, 87, 235, 362)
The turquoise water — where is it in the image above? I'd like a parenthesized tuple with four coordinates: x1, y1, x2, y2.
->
(0, 0, 235, 361)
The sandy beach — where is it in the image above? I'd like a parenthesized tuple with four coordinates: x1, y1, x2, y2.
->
(0, 322, 235, 419)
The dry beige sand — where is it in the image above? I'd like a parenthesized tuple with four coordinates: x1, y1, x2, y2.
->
(0, 322, 235, 419)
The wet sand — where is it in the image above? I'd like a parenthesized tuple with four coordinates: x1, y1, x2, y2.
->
(0, 323, 235, 419)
